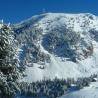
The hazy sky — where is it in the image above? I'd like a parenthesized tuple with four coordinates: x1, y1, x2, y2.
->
(0, 0, 97, 23)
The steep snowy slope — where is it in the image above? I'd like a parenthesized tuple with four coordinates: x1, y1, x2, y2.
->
(13, 13, 98, 82)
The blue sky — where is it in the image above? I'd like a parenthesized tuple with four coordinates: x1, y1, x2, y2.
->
(0, 0, 97, 23)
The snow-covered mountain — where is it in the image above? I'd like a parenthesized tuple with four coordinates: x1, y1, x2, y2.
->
(13, 13, 98, 83)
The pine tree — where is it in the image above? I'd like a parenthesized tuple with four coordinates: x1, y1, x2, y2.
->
(0, 23, 20, 98)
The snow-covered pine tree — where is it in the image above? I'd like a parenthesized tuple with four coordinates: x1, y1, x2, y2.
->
(0, 22, 20, 98)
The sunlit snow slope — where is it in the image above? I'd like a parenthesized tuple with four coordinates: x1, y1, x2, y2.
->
(60, 79, 98, 98)
(13, 13, 98, 82)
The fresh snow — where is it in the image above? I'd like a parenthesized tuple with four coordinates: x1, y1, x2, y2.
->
(14, 13, 98, 83)
(60, 79, 98, 98)
(22, 39, 98, 82)
(23, 39, 98, 82)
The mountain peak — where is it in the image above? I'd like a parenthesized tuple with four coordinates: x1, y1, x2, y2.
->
(14, 13, 98, 82)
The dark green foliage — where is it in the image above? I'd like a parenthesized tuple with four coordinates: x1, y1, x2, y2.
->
(0, 24, 20, 98)
(19, 78, 68, 98)
(18, 74, 98, 98)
